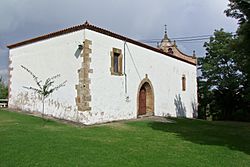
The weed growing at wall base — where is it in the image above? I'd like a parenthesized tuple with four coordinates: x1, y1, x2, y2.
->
(21, 65, 66, 119)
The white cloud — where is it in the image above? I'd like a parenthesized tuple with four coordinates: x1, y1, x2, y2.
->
(0, 69, 8, 84)
(0, 69, 8, 76)
(0, 0, 238, 60)
(0, 64, 8, 85)
(0, 47, 8, 70)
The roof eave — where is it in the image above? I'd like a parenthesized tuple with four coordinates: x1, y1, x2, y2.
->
(7, 22, 197, 66)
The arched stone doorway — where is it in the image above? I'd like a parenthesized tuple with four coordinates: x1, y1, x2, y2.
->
(137, 76, 154, 117)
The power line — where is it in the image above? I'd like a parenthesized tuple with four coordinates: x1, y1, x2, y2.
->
(139, 34, 211, 43)
(176, 40, 209, 44)
(177, 37, 210, 42)
(139, 32, 237, 44)
(172, 34, 212, 40)
(142, 37, 210, 44)
(140, 38, 210, 44)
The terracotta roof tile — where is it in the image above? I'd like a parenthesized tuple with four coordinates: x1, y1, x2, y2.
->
(7, 22, 196, 65)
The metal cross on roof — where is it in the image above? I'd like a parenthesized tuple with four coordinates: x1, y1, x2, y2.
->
(164, 24, 167, 35)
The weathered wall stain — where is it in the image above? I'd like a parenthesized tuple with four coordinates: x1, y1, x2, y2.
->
(8, 26, 197, 125)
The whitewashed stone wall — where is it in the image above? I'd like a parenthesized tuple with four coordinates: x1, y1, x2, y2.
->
(87, 29, 197, 125)
(9, 28, 197, 125)
(9, 30, 84, 122)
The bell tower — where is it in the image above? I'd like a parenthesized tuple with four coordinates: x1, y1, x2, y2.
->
(158, 25, 176, 54)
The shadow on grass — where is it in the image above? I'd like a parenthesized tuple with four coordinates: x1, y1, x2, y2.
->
(148, 118, 250, 155)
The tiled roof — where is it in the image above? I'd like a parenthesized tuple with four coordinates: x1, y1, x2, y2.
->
(7, 21, 196, 65)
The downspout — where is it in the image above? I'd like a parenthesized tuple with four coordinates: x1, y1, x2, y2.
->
(124, 40, 128, 95)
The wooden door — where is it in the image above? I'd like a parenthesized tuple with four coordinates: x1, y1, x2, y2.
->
(139, 88, 146, 115)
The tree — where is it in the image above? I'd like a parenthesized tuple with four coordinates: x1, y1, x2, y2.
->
(225, 0, 250, 108)
(197, 76, 213, 119)
(0, 77, 8, 99)
(21, 65, 67, 118)
(199, 29, 244, 120)
(198, 0, 250, 121)
(225, 0, 250, 24)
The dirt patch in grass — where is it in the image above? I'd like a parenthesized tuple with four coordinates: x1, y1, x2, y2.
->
(0, 119, 16, 124)
(140, 116, 176, 123)
(104, 122, 137, 131)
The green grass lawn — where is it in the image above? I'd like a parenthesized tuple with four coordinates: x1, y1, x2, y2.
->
(0, 109, 250, 167)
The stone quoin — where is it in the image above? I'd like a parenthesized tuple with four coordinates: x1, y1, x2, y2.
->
(7, 21, 198, 125)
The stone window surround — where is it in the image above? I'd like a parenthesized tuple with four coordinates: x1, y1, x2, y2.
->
(110, 48, 123, 76)
(182, 75, 186, 91)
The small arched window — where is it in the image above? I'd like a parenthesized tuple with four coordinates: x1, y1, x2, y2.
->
(168, 48, 174, 54)
(182, 75, 186, 91)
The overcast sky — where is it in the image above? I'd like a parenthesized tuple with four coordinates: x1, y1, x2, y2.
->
(0, 0, 238, 82)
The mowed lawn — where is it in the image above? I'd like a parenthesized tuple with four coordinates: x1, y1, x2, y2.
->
(0, 110, 250, 167)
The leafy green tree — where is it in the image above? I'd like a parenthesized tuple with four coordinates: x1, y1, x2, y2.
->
(199, 29, 244, 120)
(21, 65, 67, 118)
(197, 76, 213, 119)
(225, 0, 250, 24)
(225, 0, 250, 109)
(0, 77, 8, 99)
(198, 0, 250, 121)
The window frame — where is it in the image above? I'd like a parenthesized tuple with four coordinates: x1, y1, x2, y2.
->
(182, 75, 186, 91)
(110, 48, 123, 76)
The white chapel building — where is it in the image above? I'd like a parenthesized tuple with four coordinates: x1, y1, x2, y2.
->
(7, 21, 197, 125)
